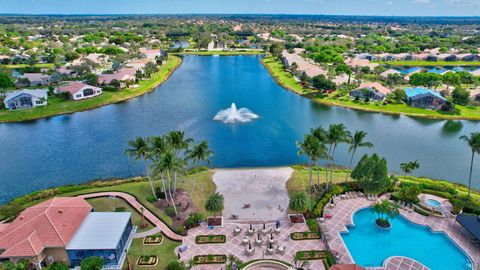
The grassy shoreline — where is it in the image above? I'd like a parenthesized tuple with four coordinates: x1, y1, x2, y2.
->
(261, 56, 480, 121)
(0, 55, 182, 123)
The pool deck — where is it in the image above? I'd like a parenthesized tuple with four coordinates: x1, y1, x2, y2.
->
(179, 221, 327, 270)
(321, 195, 480, 270)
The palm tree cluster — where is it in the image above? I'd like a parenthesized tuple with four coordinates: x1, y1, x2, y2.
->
(371, 199, 400, 226)
(459, 132, 480, 201)
(125, 131, 213, 217)
(296, 124, 373, 209)
(400, 160, 420, 176)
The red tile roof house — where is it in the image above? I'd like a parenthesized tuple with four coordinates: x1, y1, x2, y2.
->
(349, 82, 392, 101)
(15, 73, 51, 87)
(0, 197, 134, 269)
(98, 68, 137, 88)
(55, 82, 102, 101)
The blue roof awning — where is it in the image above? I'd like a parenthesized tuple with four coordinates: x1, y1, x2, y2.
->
(456, 213, 480, 241)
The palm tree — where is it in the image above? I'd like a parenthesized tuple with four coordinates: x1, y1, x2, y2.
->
(345, 131, 374, 183)
(185, 141, 213, 204)
(125, 137, 156, 198)
(167, 131, 193, 193)
(311, 126, 329, 187)
(400, 160, 420, 177)
(325, 124, 351, 190)
(148, 136, 170, 195)
(205, 192, 224, 220)
(297, 134, 322, 206)
(459, 132, 480, 200)
(152, 150, 186, 217)
(289, 192, 308, 214)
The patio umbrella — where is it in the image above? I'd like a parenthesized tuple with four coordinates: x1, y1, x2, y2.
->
(248, 243, 251, 249)
(250, 224, 252, 230)
(258, 233, 260, 240)
(263, 223, 266, 229)
(269, 242, 272, 249)
(270, 233, 273, 240)
(276, 220, 280, 229)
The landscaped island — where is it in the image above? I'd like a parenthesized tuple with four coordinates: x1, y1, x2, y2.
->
(262, 56, 480, 120)
(0, 55, 181, 123)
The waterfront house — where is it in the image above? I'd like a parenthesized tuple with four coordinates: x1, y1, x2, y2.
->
(56, 66, 77, 78)
(0, 197, 133, 269)
(426, 55, 439, 62)
(471, 68, 480, 77)
(396, 53, 415, 61)
(437, 54, 457, 62)
(377, 53, 395, 61)
(56, 82, 102, 100)
(98, 68, 136, 88)
(15, 73, 50, 87)
(404, 87, 447, 110)
(380, 69, 402, 79)
(350, 82, 392, 101)
(72, 53, 109, 67)
(457, 53, 480, 61)
(3, 89, 48, 110)
(357, 53, 376, 61)
(345, 57, 379, 71)
(281, 49, 327, 78)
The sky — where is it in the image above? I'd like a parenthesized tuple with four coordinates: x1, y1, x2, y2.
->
(0, 0, 479, 16)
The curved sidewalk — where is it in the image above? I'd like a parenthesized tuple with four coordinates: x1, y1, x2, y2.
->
(79, 192, 184, 241)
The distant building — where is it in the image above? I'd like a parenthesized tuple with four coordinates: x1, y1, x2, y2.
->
(56, 82, 102, 100)
(281, 49, 327, 78)
(350, 82, 392, 101)
(16, 73, 50, 87)
(405, 87, 447, 110)
(380, 69, 402, 79)
(98, 68, 137, 88)
(3, 89, 48, 110)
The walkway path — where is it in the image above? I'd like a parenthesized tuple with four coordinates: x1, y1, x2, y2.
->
(132, 227, 161, 239)
(79, 192, 184, 241)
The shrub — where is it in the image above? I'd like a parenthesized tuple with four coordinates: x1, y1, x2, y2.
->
(165, 206, 176, 217)
(48, 262, 69, 270)
(155, 187, 166, 199)
(114, 207, 126, 212)
(146, 194, 157, 203)
(80, 257, 104, 270)
(306, 219, 319, 232)
(166, 260, 186, 270)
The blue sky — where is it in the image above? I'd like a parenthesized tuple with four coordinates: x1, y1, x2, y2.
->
(1, 0, 479, 16)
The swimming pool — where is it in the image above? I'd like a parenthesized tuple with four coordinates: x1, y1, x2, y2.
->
(341, 208, 472, 270)
(426, 199, 441, 207)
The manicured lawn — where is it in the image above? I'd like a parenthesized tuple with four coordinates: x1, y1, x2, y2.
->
(42, 171, 216, 229)
(127, 234, 180, 270)
(374, 60, 480, 67)
(0, 55, 182, 123)
(287, 166, 350, 195)
(177, 50, 265, 56)
(0, 63, 55, 69)
(86, 197, 154, 232)
(262, 56, 480, 120)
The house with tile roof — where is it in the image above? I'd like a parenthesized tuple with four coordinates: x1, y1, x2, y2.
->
(98, 68, 137, 88)
(4, 89, 48, 110)
(0, 197, 134, 269)
(405, 87, 447, 110)
(350, 82, 392, 101)
(56, 82, 102, 101)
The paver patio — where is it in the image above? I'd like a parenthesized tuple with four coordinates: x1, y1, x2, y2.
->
(179, 221, 327, 270)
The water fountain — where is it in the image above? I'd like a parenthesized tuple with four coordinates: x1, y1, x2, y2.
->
(213, 103, 258, 123)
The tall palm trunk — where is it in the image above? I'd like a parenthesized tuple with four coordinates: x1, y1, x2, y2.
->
(467, 151, 475, 200)
(329, 146, 337, 191)
(345, 149, 356, 183)
(143, 159, 156, 199)
(307, 161, 313, 210)
(161, 172, 167, 197)
(190, 160, 200, 204)
(166, 171, 178, 216)
(173, 172, 178, 193)
(326, 144, 333, 190)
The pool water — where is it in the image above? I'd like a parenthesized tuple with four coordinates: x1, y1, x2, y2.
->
(341, 208, 472, 270)
(427, 199, 441, 207)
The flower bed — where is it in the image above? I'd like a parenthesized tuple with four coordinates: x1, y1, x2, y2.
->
(288, 214, 305, 224)
(137, 255, 158, 266)
(193, 254, 227, 265)
(144, 233, 163, 245)
(207, 216, 223, 227)
(290, 231, 321, 240)
(295, 250, 326, 260)
(195, 235, 226, 244)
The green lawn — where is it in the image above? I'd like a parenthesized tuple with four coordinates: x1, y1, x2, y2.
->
(374, 60, 480, 67)
(262, 56, 480, 120)
(0, 55, 182, 123)
(86, 197, 154, 232)
(0, 63, 55, 69)
(25, 171, 216, 230)
(127, 234, 180, 270)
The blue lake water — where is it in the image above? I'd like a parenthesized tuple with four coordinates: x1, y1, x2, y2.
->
(341, 208, 472, 270)
(0, 55, 479, 203)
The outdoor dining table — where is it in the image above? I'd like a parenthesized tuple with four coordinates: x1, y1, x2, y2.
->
(242, 237, 250, 244)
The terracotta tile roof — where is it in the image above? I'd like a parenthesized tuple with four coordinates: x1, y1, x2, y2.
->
(0, 197, 92, 258)
(357, 82, 392, 95)
(57, 82, 100, 95)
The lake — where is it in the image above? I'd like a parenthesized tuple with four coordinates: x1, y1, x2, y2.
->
(0, 55, 478, 203)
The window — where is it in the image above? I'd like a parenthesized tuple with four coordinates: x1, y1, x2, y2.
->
(35, 100, 43, 105)
(83, 88, 94, 96)
(19, 96, 32, 107)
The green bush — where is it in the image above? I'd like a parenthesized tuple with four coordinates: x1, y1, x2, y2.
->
(146, 194, 157, 203)
(48, 262, 69, 270)
(166, 260, 186, 270)
(155, 187, 166, 199)
(414, 207, 431, 216)
(306, 219, 319, 232)
(80, 257, 104, 270)
(165, 206, 176, 217)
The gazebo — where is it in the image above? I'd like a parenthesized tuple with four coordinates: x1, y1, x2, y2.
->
(456, 213, 480, 241)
